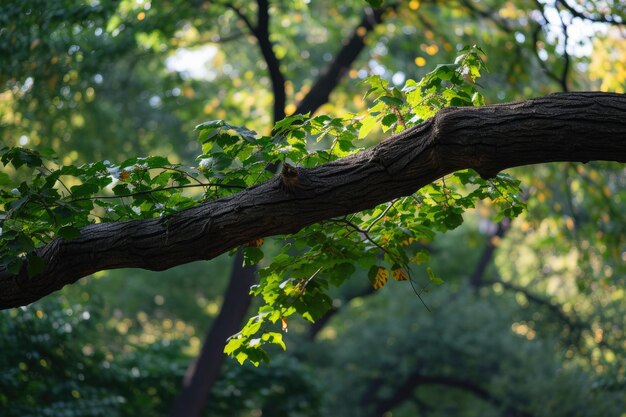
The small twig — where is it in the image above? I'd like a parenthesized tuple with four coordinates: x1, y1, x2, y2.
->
(336, 215, 431, 311)
(366, 199, 399, 233)
(391, 105, 406, 130)
(407, 269, 431, 312)
(339, 218, 395, 259)
(222, 2, 257, 34)
(68, 182, 246, 203)
(556, 0, 621, 24)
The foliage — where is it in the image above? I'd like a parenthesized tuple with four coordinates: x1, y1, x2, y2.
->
(314, 285, 626, 417)
(1, 0, 625, 415)
(0, 296, 323, 417)
(208, 357, 322, 417)
(1, 47, 526, 365)
(0, 297, 187, 417)
(221, 46, 524, 365)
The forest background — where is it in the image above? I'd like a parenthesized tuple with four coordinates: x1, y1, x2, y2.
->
(1, 1, 625, 416)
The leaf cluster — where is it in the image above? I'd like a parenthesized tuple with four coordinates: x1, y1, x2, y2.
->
(220, 47, 525, 365)
(0, 47, 526, 365)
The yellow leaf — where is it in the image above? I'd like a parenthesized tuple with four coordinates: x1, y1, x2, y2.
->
(369, 266, 389, 289)
(392, 266, 409, 281)
(247, 238, 264, 248)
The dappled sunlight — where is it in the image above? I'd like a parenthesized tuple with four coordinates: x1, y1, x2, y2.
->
(1, 0, 624, 416)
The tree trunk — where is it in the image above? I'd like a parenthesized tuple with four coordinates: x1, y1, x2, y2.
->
(169, 250, 256, 417)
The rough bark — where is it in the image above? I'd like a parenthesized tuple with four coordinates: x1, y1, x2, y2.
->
(170, 5, 390, 415)
(1, 92, 625, 309)
(170, 2, 283, 415)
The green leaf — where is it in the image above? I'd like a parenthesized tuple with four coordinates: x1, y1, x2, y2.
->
(224, 336, 243, 355)
(381, 113, 398, 129)
(58, 226, 81, 240)
(427, 267, 444, 285)
(273, 113, 310, 135)
(6, 258, 24, 274)
(412, 250, 430, 265)
(198, 128, 219, 145)
(261, 332, 287, 350)
(472, 92, 485, 106)
(145, 156, 170, 168)
(379, 96, 404, 107)
(70, 183, 100, 197)
(358, 116, 377, 139)
(26, 254, 45, 277)
(235, 351, 249, 365)
(243, 247, 264, 266)
(0, 172, 12, 186)
(112, 184, 131, 196)
(195, 119, 225, 131)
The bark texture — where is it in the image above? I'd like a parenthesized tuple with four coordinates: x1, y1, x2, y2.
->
(1, 92, 625, 309)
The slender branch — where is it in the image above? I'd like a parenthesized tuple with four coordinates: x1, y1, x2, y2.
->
(369, 371, 533, 417)
(366, 199, 398, 233)
(458, 0, 513, 32)
(556, 0, 624, 25)
(484, 277, 593, 347)
(217, 0, 286, 122)
(255, 0, 286, 122)
(468, 219, 510, 289)
(294, 6, 390, 115)
(1, 92, 625, 309)
(222, 3, 256, 34)
(556, 6, 571, 92)
(336, 218, 393, 259)
(68, 182, 246, 203)
(531, 23, 565, 87)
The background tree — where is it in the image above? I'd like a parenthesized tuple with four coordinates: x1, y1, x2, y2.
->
(1, 1, 625, 417)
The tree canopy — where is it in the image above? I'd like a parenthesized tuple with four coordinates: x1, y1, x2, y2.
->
(1, 1, 625, 416)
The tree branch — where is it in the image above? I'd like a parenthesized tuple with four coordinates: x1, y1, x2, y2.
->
(484, 277, 595, 348)
(222, 0, 286, 122)
(469, 219, 510, 289)
(1, 92, 625, 309)
(294, 6, 389, 115)
(254, 0, 286, 122)
(556, 0, 624, 25)
(372, 373, 533, 417)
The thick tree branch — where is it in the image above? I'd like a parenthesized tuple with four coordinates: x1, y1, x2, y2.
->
(1, 92, 625, 309)
(174, 6, 389, 412)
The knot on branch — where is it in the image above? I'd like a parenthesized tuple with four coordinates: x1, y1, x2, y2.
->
(280, 163, 300, 193)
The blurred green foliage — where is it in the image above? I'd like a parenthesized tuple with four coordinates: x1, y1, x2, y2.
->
(1, 0, 625, 416)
